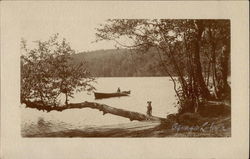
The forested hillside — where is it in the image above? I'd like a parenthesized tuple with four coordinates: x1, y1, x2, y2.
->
(72, 49, 168, 77)
(73, 48, 230, 77)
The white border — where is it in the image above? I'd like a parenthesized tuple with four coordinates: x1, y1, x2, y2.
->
(1, 1, 249, 159)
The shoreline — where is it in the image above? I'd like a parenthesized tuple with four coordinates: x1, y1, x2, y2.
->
(22, 116, 231, 137)
(22, 103, 231, 137)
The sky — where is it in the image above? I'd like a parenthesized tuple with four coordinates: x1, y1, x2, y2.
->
(19, 3, 119, 52)
(12, 1, 237, 52)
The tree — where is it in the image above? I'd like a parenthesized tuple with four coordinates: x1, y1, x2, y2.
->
(21, 34, 95, 106)
(96, 19, 231, 113)
(204, 20, 231, 100)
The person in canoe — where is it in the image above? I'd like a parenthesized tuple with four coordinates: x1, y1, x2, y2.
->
(117, 87, 121, 93)
(146, 101, 152, 116)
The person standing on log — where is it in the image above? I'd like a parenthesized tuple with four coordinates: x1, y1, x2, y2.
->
(117, 87, 121, 93)
(147, 101, 152, 116)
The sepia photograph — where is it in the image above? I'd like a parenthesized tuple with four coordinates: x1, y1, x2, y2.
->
(1, 1, 249, 159)
(20, 18, 231, 137)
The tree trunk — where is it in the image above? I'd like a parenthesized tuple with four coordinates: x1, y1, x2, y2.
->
(65, 93, 68, 105)
(211, 39, 219, 98)
(222, 44, 230, 91)
(193, 20, 211, 100)
(217, 44, 231, 100)
(22, 100, 167, 122)
(193, 41, 211, 99)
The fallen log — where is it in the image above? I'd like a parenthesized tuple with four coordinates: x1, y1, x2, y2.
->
(22, 100, 167, 122)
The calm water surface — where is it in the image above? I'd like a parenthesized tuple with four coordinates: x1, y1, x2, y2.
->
(21, 77, 178, 136)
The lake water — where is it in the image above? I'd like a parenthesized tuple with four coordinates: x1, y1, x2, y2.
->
(21, 77, 178, 136)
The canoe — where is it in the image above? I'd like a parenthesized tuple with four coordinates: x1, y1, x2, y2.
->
(94, 91, 130, 99)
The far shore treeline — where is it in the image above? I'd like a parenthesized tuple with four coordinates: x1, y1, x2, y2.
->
(73, 48, 230, 77)
(73, 49, 167, 77)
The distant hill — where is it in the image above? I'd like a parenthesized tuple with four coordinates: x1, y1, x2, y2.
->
(72, 48, 230, 77)
(72, 49, 167, 77)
